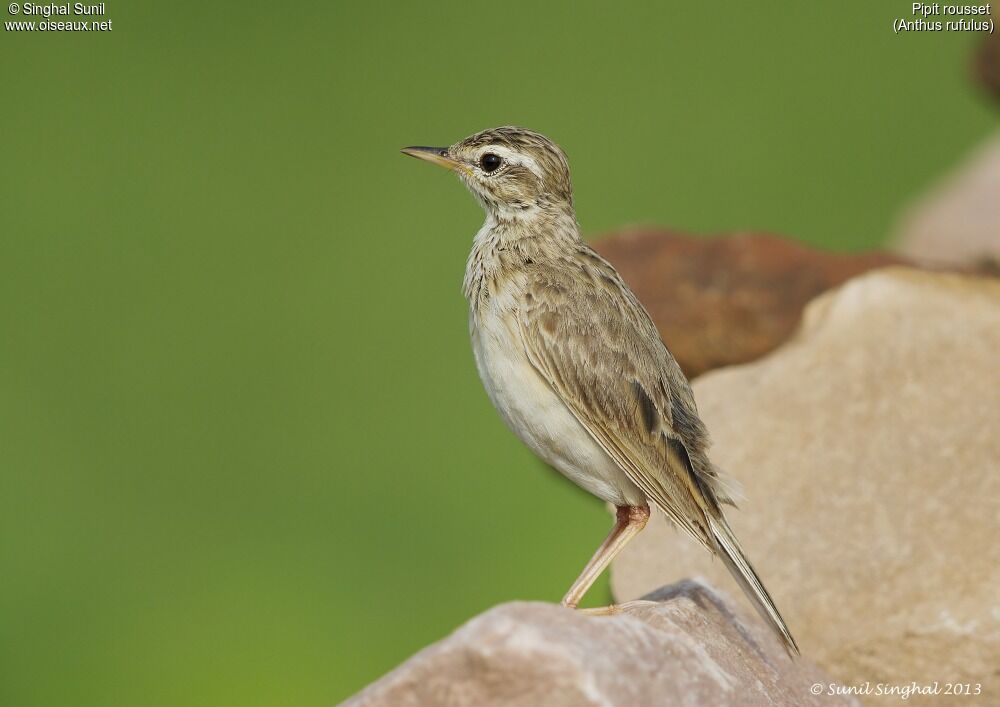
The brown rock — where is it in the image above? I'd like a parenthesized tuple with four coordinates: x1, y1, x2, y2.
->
(892, 133, 1000, 269)
(973, 17, 1000, 101)
(591, 230, 904, 378)
(343, 581, 858, 707)
(612, 268, 1000, 706)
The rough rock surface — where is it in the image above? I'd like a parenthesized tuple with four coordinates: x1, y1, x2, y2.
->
(344, 581, 858, 707)
(892, 133, 1000, 269)
(591, 230, 905, 377)
(612, 268, 1000, 706)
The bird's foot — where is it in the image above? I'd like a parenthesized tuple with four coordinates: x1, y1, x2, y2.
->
(576, 604, 621, 616)
(563, 600, 656, 616)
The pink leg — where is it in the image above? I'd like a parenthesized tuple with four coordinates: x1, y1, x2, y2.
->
(561, 505, 650, 609)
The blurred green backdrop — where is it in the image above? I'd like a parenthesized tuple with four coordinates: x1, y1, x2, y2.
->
(0, 2, 994, 705)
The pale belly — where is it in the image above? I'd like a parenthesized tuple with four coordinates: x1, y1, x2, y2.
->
(470, 310, 645, 507)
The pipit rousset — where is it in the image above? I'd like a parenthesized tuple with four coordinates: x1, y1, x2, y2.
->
(402, 127, 799, 655)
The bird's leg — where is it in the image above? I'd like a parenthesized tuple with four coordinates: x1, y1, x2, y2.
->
(561, 504, 650, 610)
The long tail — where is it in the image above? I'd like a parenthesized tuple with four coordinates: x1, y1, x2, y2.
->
(707, 515, 799, 656)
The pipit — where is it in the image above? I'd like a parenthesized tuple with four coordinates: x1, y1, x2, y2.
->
(402, 127, 799, 655)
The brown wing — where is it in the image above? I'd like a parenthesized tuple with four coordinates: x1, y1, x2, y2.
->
(516, 245, 798, 655)
(516, 247, 732, 545)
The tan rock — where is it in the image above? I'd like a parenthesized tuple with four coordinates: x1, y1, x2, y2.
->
(892, 133, 1000, 269)
(343, 581, 858, 707)
(591, 230, 905, 378)
(612, 268, 1000, 706)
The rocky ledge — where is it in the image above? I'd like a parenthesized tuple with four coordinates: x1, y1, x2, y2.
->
(343, 581, 858, 707)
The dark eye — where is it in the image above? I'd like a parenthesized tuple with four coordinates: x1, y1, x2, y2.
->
(480, 153, 502, 173)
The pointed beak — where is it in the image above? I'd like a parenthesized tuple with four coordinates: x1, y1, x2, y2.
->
(401, 146, 463, 172)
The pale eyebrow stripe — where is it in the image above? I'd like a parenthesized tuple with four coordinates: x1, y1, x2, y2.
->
(482, 145, 543, 178)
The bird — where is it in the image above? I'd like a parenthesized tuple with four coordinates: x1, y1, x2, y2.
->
(402, 127, 799, 655)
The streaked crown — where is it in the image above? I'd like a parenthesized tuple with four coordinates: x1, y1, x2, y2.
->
(449, 126, 573, 210)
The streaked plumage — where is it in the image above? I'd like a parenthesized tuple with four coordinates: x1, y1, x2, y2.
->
(402, 126, 799, 655)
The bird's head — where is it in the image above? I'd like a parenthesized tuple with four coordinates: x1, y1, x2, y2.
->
(402, 126, 574, 221)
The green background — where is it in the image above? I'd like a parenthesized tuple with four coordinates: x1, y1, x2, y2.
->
(1, 2, 994, 704)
